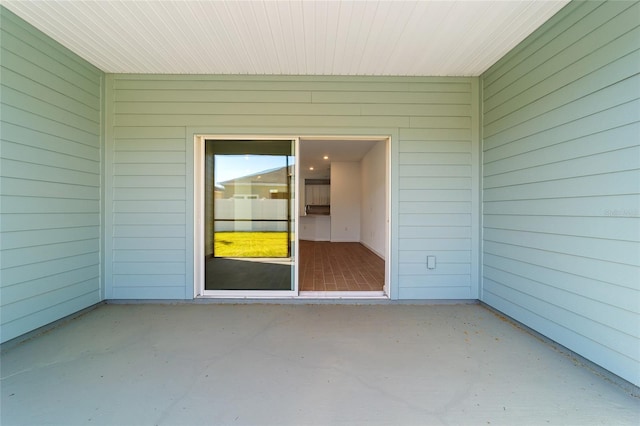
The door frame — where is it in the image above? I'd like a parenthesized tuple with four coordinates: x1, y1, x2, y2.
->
(193, 134, 392, 299)
(194, 135, 300, 298)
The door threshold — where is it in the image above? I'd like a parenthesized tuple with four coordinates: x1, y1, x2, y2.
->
(196, 291, 387, 300)
(298, 291, 387, 299)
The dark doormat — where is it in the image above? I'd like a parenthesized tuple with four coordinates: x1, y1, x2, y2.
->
(205, 257, 291, 290)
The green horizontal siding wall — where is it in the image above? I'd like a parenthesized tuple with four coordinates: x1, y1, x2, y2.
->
(481, 0, 640, 386)
(0, 8, 103, 343)
(105, 75, 480, 300)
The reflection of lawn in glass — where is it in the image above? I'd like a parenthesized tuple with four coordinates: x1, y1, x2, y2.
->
(214, 232, 289, 257)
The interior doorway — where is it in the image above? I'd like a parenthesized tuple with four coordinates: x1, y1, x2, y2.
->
(298, 138, 389, 296)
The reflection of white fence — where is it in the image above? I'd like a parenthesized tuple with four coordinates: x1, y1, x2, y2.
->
(215, 199, 289, 232)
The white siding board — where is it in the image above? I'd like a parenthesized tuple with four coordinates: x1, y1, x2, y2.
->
(481, 1, 640, 386)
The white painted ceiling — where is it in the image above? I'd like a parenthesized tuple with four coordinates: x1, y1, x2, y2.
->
(300, 139, 382, 178)
(2, 0, 569, 76)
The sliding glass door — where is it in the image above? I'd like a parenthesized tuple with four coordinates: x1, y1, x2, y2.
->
(204, 140, 296, 293)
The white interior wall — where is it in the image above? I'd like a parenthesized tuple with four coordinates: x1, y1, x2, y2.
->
(330, 162, 361, 242)
(360, 141, 387, 258)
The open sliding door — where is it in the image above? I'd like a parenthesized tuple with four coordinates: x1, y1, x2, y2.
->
(203, 139, 297, 296)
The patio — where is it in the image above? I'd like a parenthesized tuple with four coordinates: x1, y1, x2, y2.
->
(1, 303, 638, 425)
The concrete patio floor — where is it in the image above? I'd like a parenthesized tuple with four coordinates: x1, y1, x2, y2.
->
(1, 303, 638, 425)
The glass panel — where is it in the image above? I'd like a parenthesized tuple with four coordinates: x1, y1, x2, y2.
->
(204, 140, 295, 291)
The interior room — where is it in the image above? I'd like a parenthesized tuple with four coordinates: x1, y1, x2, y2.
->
(298, 138, 388, 294)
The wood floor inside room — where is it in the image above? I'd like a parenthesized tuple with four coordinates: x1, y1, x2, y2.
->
(299, 240, 385, 292)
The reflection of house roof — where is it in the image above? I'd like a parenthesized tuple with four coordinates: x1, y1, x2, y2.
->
(219, 165, 292, 186)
